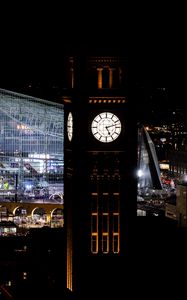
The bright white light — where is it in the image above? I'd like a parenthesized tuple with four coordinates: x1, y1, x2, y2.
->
(137, 169, 143, 177)
(25, 184, 32, 191)
(160, 138, 166, 142)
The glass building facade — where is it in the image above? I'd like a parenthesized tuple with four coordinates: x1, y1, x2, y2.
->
(0, 88, 64, 203)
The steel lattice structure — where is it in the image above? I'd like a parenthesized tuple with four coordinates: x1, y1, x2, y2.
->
(0, 88, 64, 203)
(0, 88, 63, 138)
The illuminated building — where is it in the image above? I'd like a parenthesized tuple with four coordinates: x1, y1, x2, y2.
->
(137, 125, 162, 191)
(63, 53, 137, 296)
(0, 88, 64, 204)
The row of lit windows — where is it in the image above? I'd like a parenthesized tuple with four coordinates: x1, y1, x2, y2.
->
(91, 234, 120, 254)
(91, 230, 120, 254)
(170, 165, 187, 175)
(90, 184, 120, 254)
(91, 213, 119, 232)
(66, 54, 126, 90)
(89, 99, 126, 104)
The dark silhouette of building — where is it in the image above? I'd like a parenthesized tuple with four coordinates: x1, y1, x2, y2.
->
(62, 48, 186, 299)
(0, 227, 65, 300)
(63, 49, 137, 297)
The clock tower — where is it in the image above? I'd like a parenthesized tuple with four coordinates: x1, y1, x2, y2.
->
(63, 49, 137, 297)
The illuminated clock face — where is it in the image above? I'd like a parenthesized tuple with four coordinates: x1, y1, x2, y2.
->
(91, 112, 121, 143)
(67, 112, 73, 141)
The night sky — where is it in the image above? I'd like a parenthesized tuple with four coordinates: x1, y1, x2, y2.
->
(0, 5, 184, 110)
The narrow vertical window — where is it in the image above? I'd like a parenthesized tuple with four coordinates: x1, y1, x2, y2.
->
(91, 193, 98, 254)
(112, 193, 120, 254)
(91, 234, 98, 254)
(70, 68, 74, 89)
(109, 68, 115, 88)
(112, 213, 120, 253)
(97, 68, 103, 89)
(113, 233, 120, 254)
(91, 213, 98, 254)
(102, 68, 109, 88)
(102, 213, 109, 253)
(112, 193, 120, 213)
(102, 233, 109, 253)
(91, 193, 98, 212)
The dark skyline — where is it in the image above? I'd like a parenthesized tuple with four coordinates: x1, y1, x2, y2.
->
(0, 6, 184, 111)
(1, 40, 169, 99)
(1, 7, 169, 83)
(0, 11, 187, 298)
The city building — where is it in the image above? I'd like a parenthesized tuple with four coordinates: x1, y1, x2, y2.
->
(0, 220, 17, 236)
(176, 184, 187, 226)
(63, 53, 137, 297)
(169, 150, 187, 180)
(0, 88, 64, 229)
(1, 48, 182, 299)
(137, 125, 162, 192)
(165, 183, 187, 227)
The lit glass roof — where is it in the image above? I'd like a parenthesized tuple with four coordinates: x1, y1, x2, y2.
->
(0, 88, 64, 138)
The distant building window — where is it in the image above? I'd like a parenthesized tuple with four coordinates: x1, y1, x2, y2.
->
(23, 272, 27, 280)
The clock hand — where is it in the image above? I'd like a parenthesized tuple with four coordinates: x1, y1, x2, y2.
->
(105, 126, 111, 135)
(106, 124, 115, 129)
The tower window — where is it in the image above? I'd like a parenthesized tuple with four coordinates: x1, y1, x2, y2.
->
(91, 213, 98, 254)
(113, 213, 119, 233)
(102, 233, 109, 253)
(101, 193, 109, 212)
(102, 213, 109, 253)
(97, 68, 103, 89)
(113, 233, 120, 254)
(102, 213, 109, 233)
(89, 68, 98, 89)
(102, 68, 109, 88)
(112, 193, 120, 212)
(91, 234, 98, 254)
(91, 213, 98, 233)
(113, 213, 120, 253)
(91, 193, 98, 212)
